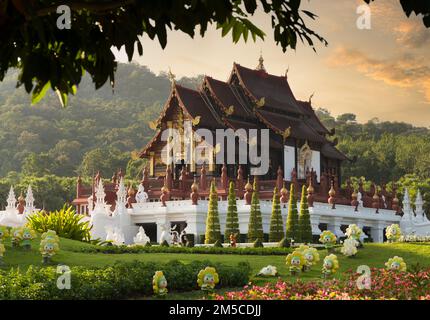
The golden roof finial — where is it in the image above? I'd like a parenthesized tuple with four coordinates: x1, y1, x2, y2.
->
(256, 50, 266, 72)
(168, 67, 176, 85)
(309, 92, 315, 105)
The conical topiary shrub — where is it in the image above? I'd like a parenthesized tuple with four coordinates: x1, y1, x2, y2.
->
(298, 185, 313, 243)
(269, 186, 284, 242)
(285, 183, 299, 241)
(205, 180, 221, 244)
(225, 181, 240, 242)
(247, 178, 264, 242)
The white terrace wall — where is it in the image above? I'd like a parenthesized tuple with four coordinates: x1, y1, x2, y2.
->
(87, 179, 430, 245)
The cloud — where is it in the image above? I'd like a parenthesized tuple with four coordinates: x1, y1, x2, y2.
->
(394, 21, 430, 48)
(327, 47, 430, 103)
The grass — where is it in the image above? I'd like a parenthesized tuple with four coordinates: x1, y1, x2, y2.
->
(1, 237, 430, 299)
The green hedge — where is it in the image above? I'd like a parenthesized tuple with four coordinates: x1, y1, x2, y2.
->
(0, 260, 251, 300)
(75, 244, 297, 255)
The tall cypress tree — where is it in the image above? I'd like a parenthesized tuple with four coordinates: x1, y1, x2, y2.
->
(298, 185, 313, 243)
(247, 178, 264, 242)
(205, 180, 221, 244)
(225, 181, 240, 242)
(285, 183, 299, 241)
(269, 186, 284, 242)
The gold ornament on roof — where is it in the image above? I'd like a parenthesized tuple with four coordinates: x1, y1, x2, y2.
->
(225, 105, 235, 116)
(148, 120, 158, 130)
(282, 126, 292, 140)
(168, 67, 176, 84)
(255, 97, 265, 108)
(256, 51, 266, 71)
(307, 182, 314, 194)
(192, 116, 201, 126)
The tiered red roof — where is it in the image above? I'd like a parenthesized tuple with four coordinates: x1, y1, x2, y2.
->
(140, 62, 347, 161)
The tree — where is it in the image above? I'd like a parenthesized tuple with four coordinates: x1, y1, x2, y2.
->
(247, 178, 263, 242)
(269, 186, 284, 242)
(205, 180, 221, 244)
(1, 0, 329, 105)
(298, 185, 312, 243)
(21, 153, 52, 177)
(285, 183, 299, 241)
(225, 181, 239, 242)
(78, 147, 129, 177)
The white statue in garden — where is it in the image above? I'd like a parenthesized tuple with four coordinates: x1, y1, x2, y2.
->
(257, 265, 278, 277)
(341, 238, 358, 257)
(134, 226, 150, 246)
(105, 226, 115, 242)
(159, 221, 172, 244)
(136, 185, 148, 203)
(112, 227, 125, 246)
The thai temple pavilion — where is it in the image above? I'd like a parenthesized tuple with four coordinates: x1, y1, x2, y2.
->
(72, 57, 402, 243)
(73, 57, 401, 214)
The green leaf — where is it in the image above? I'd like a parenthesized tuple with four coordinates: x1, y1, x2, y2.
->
(31, 81, 51, 105)
(55, 89, 68, 108)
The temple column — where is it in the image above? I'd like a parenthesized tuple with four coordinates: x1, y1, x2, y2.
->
(370, 223, 385, 243)
(327, 217, 344, 239)
(149, 152, 155, 176)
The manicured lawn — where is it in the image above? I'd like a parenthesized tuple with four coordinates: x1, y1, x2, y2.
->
(2, 237, 430, 299)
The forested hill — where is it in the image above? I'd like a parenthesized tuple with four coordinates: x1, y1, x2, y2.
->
(0, 62, 428, 184)
(0, 63, 202, 178)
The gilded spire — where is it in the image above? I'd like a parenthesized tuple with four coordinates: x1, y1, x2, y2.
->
(168, 67, 176, 85)
(256, 51, 266, 72)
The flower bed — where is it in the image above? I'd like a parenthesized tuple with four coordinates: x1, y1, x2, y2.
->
(212, 267, 430, 300)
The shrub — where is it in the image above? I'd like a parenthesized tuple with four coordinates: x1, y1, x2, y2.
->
(247, 178, 263, 242)
(74, 243, 298, 255)
(298, 185, 312, 243)
(27, 205, 91, 241)
(285, 184, 299, 241)
(225, 181, 239, 242)
(269, 186, 284, 242)
(205, 180, 221, 244)
(0, 260, 251, 300)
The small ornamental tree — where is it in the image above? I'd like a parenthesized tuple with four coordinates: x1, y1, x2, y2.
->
(269, 187, 284, 242)
(298, 185, 313, 243)
(205, 180, 221, 244)
(247, 178, 264, 242)
(225, 181, 240, 242)
(285, 183, 299, 241)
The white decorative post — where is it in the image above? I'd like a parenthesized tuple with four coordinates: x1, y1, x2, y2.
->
(401, 188, 413, 221)
(415, 189, 425, 223)
(117, 178, 130, 224)
(6, 186, 16, 211)
(92, 178, 106, 215)
(24, 185, 35, 215)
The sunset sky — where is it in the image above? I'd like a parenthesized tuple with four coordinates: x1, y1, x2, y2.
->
(115, 0, 430, 127)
